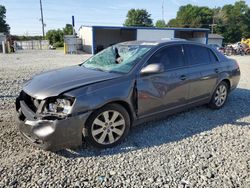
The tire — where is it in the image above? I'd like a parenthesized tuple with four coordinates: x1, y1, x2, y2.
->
(209, 81, 229, 109)
(84, 103, 130, 148)
(246, 49, 250, 55)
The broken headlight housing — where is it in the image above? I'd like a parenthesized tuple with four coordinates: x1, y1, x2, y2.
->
(45, 96, 75, 115)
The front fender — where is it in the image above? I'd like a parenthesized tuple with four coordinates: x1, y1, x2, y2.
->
(65, 77, 136, 117)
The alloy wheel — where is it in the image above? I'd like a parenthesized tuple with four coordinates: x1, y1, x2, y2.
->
(215, 85, 227, 107)
(91, 110, 126, 145)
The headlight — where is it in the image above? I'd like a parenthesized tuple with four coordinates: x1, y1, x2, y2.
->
(46, 97, 74, 114)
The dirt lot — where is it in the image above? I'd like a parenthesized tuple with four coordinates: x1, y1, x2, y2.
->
(0, 50, 249, 187)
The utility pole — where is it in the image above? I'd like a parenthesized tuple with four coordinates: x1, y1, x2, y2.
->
(209, 17, 217, 34)
(209, 7, 217, 34)
(162, 0, 164, 21)
(39, 0, 45, 37)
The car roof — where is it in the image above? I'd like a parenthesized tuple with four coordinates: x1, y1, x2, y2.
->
(119, 39, 209, 48)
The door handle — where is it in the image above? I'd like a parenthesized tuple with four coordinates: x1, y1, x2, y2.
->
(214, 68, 219, 73)
(179, 75, 187, 81)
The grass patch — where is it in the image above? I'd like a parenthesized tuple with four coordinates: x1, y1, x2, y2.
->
(56, 47, 64, 51)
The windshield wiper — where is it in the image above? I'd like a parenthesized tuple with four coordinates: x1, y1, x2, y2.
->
(91, 67, 105, 72)
(81, 65, 105, 72)
(108, 70, 124, 74)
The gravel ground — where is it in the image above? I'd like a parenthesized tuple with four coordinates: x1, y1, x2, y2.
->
(0, 50, 249, 188)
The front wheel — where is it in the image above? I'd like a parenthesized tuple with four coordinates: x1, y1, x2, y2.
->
(209, 81, 229, 109)
(84, 104, 130, 148)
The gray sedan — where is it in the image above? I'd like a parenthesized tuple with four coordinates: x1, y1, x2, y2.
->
(15, 40, 240, 151)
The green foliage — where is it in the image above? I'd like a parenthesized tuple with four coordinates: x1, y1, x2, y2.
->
(155, 20, 166, 28)
(63, 24, 73, 35)
(53, 41, 64, 47)
(242, 9, 250, 38)
(0, 5, 10, 34)
(167, 4, 213, 28)
(167, 1, 250, 43)
(214, 1, 250, 43)
(45, 29, 63, 45)
(124, 9, 153, 27)
(167, 19, 179, 27)
(45, 24, 73, 45)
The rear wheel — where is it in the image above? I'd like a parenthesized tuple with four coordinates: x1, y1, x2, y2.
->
(209, 81, 228, 109)
(245, 49, 250, 55)
(84, 104, 130, 148)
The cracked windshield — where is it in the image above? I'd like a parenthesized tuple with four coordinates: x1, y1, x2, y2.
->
(82, 44, 152, 73)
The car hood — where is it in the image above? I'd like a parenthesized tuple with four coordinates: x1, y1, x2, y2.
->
(23, 65, 121, 100)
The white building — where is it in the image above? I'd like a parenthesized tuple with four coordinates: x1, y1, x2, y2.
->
(79, 26, 209, 54)
(64, 35, 82, 54)
(208, 34, 224, 47)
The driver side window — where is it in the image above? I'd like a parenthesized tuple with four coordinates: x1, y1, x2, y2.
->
(147, 45, 185, 70)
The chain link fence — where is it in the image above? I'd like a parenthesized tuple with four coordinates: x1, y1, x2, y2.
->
(15, 40, 49, 50)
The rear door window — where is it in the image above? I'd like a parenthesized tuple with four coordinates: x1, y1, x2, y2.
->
(184, 44, 210, 65)
(147, 45, 185, 70)
(208, 49, 219, 62)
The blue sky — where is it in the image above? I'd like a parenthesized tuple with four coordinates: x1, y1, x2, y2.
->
(1, 0, 249, 35)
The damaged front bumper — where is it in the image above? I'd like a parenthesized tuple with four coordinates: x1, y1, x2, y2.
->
(15, 95, 91, 151)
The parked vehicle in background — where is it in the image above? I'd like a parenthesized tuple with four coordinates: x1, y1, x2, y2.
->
(49, 45, 56, 50)
(241, 38, 250, 55)
(15, 40, 241, 151)
(225, 40, 250, 56)
(225, 45, 234, 56)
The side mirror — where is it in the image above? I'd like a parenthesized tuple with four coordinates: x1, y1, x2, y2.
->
(140, 64, 164, 75)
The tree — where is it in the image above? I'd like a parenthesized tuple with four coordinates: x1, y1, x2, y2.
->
(155, 20, 166, 28)
(63, 24, 73, 35)
(45, 24, 74, 47)
(124, 9, 153, 27)
(167, 18, 179, 27)
(167, 4, 213, 28)
(214, 1, 250, 43)
(242, 8, 250, 38)
(45, 29, 64, 47)
(0, 5, 10, 34)
(167, 1, 250, 43)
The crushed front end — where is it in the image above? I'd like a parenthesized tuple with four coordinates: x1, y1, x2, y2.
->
(15, 91, 91, 151)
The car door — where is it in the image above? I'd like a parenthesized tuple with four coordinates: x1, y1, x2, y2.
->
(184, 44, 220, 102)
(136, 45, 189, 118)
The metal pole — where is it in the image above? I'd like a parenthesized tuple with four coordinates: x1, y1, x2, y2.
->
(162, 0, 164, 21)
(72, 16, 75, 36)
(39, 0, 45, 37)
(2, 41, 6, 54)
(211, 15, 215, 34)
(209, 21, 216, 34)
(210, 7, 217, 34)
